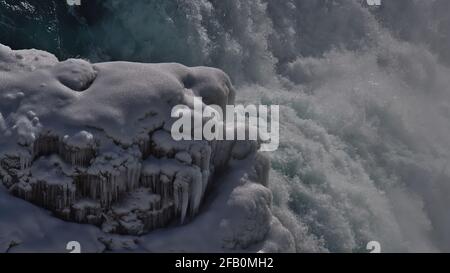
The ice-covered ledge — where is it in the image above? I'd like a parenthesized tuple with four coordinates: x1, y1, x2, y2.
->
(0, 44, 293, 252)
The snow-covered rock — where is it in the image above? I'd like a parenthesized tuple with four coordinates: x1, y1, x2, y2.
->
(0, 44, 291, 252)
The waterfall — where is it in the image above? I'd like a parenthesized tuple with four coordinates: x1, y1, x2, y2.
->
(1, 0, 450, 252)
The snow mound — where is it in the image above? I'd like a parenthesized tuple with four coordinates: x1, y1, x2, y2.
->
(53, 59, 97, 92)
(0, 44, 291, 252)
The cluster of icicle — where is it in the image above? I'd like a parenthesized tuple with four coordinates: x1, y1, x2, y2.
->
(0, 126, 250, 235)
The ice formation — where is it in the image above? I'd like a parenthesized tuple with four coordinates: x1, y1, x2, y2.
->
(0, 43, 282, 245)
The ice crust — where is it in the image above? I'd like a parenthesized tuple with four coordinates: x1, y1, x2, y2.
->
(0, 44, 291, 251)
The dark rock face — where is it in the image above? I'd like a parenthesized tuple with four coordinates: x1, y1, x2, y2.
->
(0, 0, 105, 60)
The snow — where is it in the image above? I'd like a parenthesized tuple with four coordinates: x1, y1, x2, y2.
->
(0, 183, 104, 253)
(63, 131, 95, 149)
(175, 151, 193, 164)
(138, 155, 294, 252)
(0, 44, 290, 252)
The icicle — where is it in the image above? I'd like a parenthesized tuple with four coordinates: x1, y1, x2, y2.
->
(173, 179, 189, 224)
(2, 123, 241, 235)
(201, 170, 210, 198)
(190, 168, 203, 216)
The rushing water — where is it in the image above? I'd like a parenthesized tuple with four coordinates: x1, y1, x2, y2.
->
(1, 0, 450, 252)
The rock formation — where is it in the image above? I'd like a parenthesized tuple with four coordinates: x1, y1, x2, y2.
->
(0, 44, 260, 236)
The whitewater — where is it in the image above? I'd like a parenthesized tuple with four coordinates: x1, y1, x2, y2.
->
(1, 0, 450, 252)
(98, 0, 450, 252)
